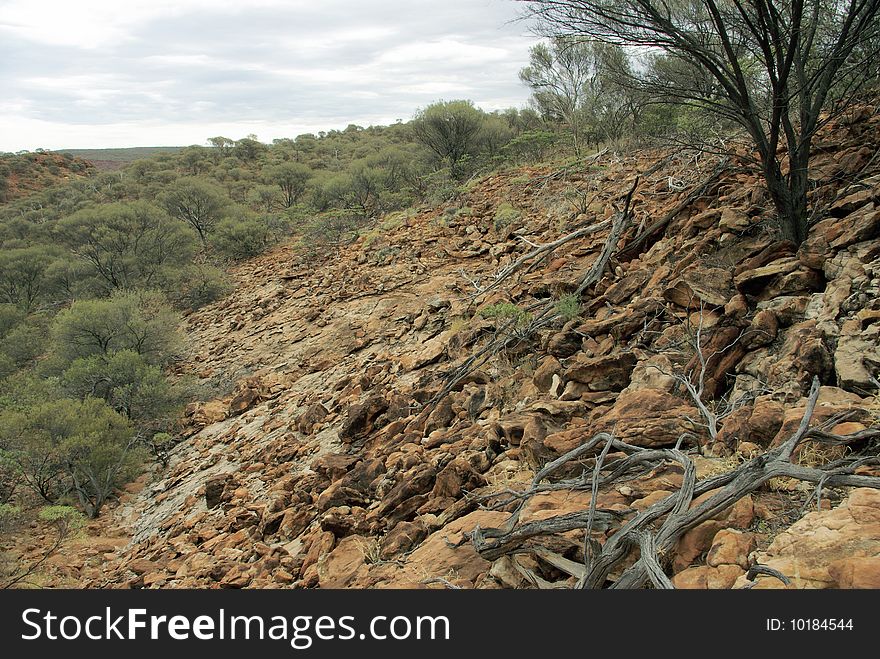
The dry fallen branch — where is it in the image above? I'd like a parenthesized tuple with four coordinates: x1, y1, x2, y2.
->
(617, 157, 730, 262)
(470, 377, 880, 589)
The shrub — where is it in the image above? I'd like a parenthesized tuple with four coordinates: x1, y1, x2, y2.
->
(555, 293, 582, 322)
(50, 290, 180, 367)
(493, 202, 521, 232)
(212, 215, 273, 262)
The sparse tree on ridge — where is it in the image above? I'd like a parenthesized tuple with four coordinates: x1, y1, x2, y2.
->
(519, 0, 880, 244)
(411, 100, 486, 178)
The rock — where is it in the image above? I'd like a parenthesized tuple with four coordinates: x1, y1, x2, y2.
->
(400, 333, 448, 371)
(431, 458, 486, 499)
(834, 333, 880, 393)
(379, 520, 429, 559)
(339, 394, 388, 442)
(296, 402, 329, 434)
(719, 207, 751, 231)
(675, 521, 723, 573)
(594, 388, 702, 448)
(229, 385, 264, 415)
(743, 309, 778, 349)
(706, 564, 745, 589)
(707, 529, 756, 569)
(622, 354, 677, 393)
(186, 400, 227, 427)
(715, 398, 784, 448)
(316, 482, 369, 511)
(663, 266, 733, 308)
(311, 453, 358, 482)
(674, 495, 754, 572)
(320, 506, 369, 537)
(565, 352, 637, 391)
(533, 356, 562, 391)
(672, 566, 708, 589)
(828, 557, 880, 588)
(317, 535, 369, 588)
(547, 321, 582, 358)
(204, 475, 232, 509)
(401, 510, 508, 583)
(375, 465, 436, 518)
(742, 488, 880, 589)
(733, 257, 800, 296)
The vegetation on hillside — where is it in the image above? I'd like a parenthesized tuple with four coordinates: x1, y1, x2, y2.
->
(2, 0, 879, 586)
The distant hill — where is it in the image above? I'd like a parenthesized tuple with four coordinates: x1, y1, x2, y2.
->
(55, 146, 186, 171)
(0, 151, 93, 203)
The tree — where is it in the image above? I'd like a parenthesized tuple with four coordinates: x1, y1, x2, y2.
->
(0, 246, 57, 311)
(411, 100, 486, 177)
(521, 0, 880, 245)
(267, 162, 312, 208)
(61, 350, 184, 431)
(519, 36, 599, 155)
(207, 136, 234, 159)
(161, 177, 229, 245)
(56, 202, 198, 293)
(50, 290, 180, 367)
(1, 382, 143, 519)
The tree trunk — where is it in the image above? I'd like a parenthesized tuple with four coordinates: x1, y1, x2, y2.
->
(761, 154, 809, 246)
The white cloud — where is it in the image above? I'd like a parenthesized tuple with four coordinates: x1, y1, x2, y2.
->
(0, 0, 541, 150)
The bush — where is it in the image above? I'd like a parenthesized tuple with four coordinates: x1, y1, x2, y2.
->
(170, 263, 231, 310)
(50, 290, 180, 367)
(1, 397, 143, 517)
(479, 302, 532, 328)
(554, 293, 582, 322)
(212, 215, 273, 261)
(61, 349, 185, 431)
(493, 202, 521, 232)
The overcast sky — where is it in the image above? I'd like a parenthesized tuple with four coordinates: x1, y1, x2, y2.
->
(0, 0, 541, 151)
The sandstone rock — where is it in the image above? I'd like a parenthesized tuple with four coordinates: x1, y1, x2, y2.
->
(741, 488, 880, 589)
(204, 475, 232, 509)
(565, 352, 637, 391)
(672, 566, 708, 589)
(623, 354, 677, 393)
(317, 535, 369, 588)
(533, 356, 562, 391)
(339, 394, 388, 442)
(706, 564, 745, 589)
(296, 402, 329, 434)
(834, 333, 880, 393)
(828, 557, 880, 588)
(594, 388, 702, 448)
(663, 266, 733, 308)
(707, 529, 756, 569)
(379, 520, 428, 559)
(734, 257, 800, 296)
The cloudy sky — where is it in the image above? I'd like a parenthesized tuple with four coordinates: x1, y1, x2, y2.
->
(0, 0, 541, 151)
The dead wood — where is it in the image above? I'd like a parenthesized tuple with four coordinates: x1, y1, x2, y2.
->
(617, 157, 730, 262)
(469, 377, 880, 589)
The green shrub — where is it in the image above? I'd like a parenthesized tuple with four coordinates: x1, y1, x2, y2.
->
(555, 293, 582, 322)
(50, 290, 180, 367)
(212, 216, 272, 261)
(493, 202, 521, 232)
(479, 302, 532, 328)
(170, 264, 231, 311)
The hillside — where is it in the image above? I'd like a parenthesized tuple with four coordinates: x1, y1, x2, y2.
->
(0, 151, 93, 203)
(56, 147, 185, 171)
(14, 106, 880, 590)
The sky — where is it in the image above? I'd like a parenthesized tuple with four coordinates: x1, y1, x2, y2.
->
(0, 0, 541, 151)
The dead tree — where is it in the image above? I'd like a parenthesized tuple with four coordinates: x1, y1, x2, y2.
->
(470, 377, 880, 588)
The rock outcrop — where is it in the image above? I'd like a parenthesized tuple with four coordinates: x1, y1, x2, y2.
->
(35, 107, 880, 590)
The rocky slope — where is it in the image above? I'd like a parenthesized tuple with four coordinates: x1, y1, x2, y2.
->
(56, 106, 880, 589)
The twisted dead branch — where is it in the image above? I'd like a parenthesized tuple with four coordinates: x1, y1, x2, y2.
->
(469, 377, 880, 588)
